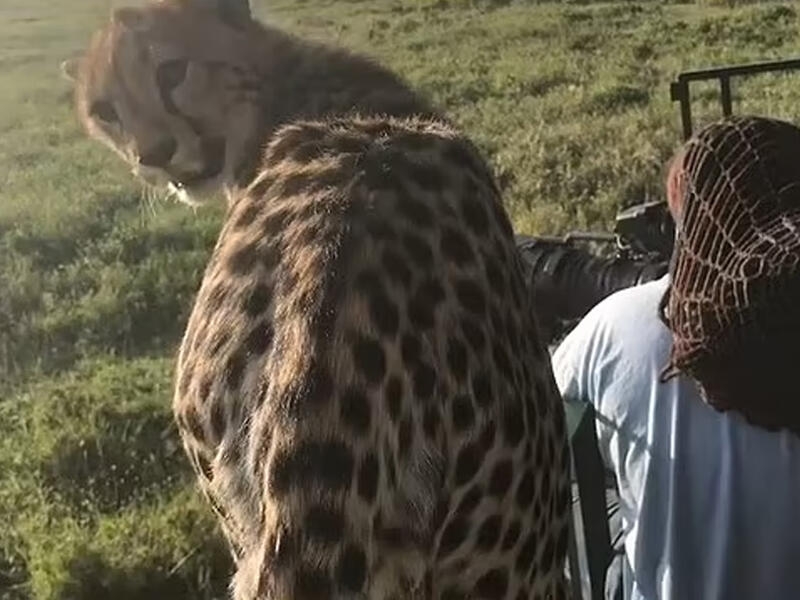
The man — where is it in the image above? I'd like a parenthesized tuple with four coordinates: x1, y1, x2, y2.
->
(552, 115, 800, 600)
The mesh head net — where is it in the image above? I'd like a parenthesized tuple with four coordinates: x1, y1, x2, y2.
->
(660, 115, 800, 434)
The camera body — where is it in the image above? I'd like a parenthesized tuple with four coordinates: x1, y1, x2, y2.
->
(517, 200, 673, 346)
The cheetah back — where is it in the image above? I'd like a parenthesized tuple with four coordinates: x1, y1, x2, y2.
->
(174, 116, 571, 600)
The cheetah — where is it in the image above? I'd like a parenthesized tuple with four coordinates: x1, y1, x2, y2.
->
(62, 1, 571, 598)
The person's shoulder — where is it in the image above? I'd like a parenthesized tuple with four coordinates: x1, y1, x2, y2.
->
(560, 275, 669, 350)
(552, 275, 671, 399)
(592, 276, 669, 319)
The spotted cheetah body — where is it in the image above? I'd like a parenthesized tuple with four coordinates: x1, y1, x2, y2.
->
(64, 1, 571, 598)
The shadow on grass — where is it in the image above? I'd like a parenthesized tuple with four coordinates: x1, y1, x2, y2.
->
(0, 547, 30, 600)
(42, 408, 189, 516)
(61, 545, 231, 600)
(3, 191, 143, 271)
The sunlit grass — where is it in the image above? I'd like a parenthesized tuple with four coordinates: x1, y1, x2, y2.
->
(1, 0, 799, 596)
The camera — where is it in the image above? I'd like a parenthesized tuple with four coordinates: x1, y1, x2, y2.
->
(517, 200, 673, 346)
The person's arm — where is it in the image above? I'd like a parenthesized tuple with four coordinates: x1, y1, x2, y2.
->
(551, 309, 604, 406)
(551, 305, 621, 599)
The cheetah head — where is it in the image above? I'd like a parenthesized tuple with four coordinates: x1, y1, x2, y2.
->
(62, 0, 264, 205)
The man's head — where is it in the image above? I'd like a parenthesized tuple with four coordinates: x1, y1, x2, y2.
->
(661, 115, 800, 434)
(665, 147, 687, 224)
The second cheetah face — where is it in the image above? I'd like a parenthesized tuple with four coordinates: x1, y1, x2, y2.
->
(62, 0, 263, 205)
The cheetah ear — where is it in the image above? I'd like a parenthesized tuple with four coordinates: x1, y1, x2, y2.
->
(112, 7, 152, 32)
(221, 0, 252, 25)
(60, 58, 80, 84)
(187, 0, 252, 27)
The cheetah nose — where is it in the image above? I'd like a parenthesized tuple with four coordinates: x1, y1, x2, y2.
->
(139, 138, 178, 168)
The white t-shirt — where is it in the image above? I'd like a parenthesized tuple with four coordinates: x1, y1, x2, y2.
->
(552, 275, 800, 600)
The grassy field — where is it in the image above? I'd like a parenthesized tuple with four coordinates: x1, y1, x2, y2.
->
(2, 0, 800, 597)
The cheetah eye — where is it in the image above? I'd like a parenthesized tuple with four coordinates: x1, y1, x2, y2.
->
(157, 59, 188, 92)
(89, 100, 119, 124)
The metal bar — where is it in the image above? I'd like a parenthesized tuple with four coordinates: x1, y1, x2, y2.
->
(678, 82, 692, 141)
(676, 57, 800, 83)
(562, 232, 616, 244)
(670, 81, 692, 141)
(670, 57, 800, 138)
(567, 502, 585, 600)
(720, 76, 733, 117)
(571, 402, 614, 600)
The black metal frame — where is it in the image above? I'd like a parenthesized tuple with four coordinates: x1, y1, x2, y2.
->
(564, 401, 614, 600)
(670, 57, 800, 140)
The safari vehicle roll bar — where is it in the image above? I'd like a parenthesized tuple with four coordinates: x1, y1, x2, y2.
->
(670, 57, 800, 140)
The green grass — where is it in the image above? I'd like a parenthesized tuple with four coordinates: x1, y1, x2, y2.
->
(2, 0, 800, 597)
